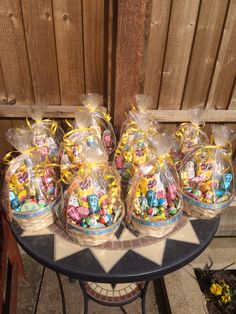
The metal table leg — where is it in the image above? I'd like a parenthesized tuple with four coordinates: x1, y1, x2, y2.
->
(141, 281, 150, 314)
(79, 280, 89, 314)
(56, 272, 66, 314)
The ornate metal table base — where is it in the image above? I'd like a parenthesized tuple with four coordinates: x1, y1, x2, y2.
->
(79, 280, 150, 314)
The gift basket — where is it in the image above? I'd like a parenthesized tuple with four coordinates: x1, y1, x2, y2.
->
(65, 93, 116, 155)
(3, 127, 62, 231)
(27, 105, 64, 162)
(180, 124, 235, 219)
(127, 133, 183, 238)
(173, 108, 209, 164)
(61, 144, 125, 246)
(114, 94, 159, 194)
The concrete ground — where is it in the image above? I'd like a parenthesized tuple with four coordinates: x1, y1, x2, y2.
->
(17, 254, 166, 314)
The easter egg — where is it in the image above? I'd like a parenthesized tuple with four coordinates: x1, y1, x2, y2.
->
(169, 207, 177, 216)
(21, 202, 39, 212)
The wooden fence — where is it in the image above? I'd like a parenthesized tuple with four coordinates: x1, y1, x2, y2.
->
(0, 0, 235, 162)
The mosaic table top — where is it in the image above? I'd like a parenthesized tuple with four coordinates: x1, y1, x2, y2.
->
(11, 214, 220, 283)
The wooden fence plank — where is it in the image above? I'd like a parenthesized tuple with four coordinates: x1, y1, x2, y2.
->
(0, 119, 14, 159)
(52, 0, 84, 106)
(113, 0, 146, 128)
(0, 0, 33, 105)
(142, 0, 171, 108)
(206, 0, 236, 109)
(21, 0, 60, 105)
(0, 61, 6, 101)
(158, 0, 200, 109)
(82, 0, 104, 94)
(182, 0, 228, 109)
(0, 106, 235, 122)
(229, 83, 236, 109)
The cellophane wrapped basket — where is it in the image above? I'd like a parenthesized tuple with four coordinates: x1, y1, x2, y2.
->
(172, 108, 209, 165)
(114, 94, 159, 195)
(28, 105, 64, 162)
(3, 128, 62, 231)
(65, 93, 116, 155)
(60, 145, 125, 246)
(179, 125, 235, 219)
(127, 133, 183, 238)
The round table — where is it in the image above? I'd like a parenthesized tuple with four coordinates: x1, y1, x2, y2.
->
(11, 215, 220, 313)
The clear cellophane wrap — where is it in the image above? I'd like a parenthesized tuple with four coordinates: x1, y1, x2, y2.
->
(173, 108, 209, 162)
(114, 94, 160, 195)
(179, 124, 235, 219)
(3, 128, 61, 230)
(67, 93, 116, 155)
(59, 128, 108, 185)
(28, 105, 64, 162)
(61, 147, 125, 246)
(127, 133, 183, 237)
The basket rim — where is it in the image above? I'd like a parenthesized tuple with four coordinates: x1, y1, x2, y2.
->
(131, 210, 182, 226)
(12, 195, 61, 218)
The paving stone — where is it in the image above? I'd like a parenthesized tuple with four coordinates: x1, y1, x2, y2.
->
(215, 206, 236, 236)
(17, 255, 43, 314)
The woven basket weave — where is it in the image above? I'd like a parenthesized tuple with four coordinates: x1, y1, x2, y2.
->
(183, 192, 233, 219)
(131, 210, 182, 238)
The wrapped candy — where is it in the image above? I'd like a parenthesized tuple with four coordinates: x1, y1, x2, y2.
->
(114, 94, 159, 194)
(173, 108, 209, 162)
(3, 127, 62, 231)
(27, 104, 64, 162)
(66, 93, 116, 155)
(127, 133, 183, 238)
(180, 124, 235, 219)
(61, 145, 125, 246)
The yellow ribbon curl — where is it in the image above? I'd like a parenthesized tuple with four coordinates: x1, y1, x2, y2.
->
(26, 118, 58, 135)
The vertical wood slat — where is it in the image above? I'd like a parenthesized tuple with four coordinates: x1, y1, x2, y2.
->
(182, 0, 228, 109)
(158, 0, 200, 109)
(113, 0, 146, 128)
(106, 0, 114, 111)
(206, 0, 236, 109)
(21, 0, 60, 105)
(229, 83, 236, 109)
(0, 0, 33, 104)
(52, 0, 84, 106)
(143, 0, 171, 108)
(82, 0, 105, 94)
(0, 61, 6, 101)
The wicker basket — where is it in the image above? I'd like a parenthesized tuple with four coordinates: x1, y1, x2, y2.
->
(11, 196, 61, 231)
(131, 210, 182, 238)
(3, 154, 62, 231)
(183, 192, 234, 219)
(64, 206, 125, 246)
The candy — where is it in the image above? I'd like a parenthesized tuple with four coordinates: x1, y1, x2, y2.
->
(18, 190, 27, 202)
(169, 207, 177, 216)
(146, 190, 159, 207)
(21, 202, 39, 212)
(9, 192, 21, 211)
(88, 194, 100, 213)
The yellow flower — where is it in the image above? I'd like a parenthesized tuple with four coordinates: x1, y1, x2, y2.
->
(221, 294, 231, 304)
(210, 283, 222, 296)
